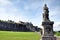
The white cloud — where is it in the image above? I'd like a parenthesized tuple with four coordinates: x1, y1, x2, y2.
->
(49, 6, 60, 16)
(53, 22, 60, 31)
(0, 0, 60, 31)
(0, 0, 12, 6)
(0, 0, 26, 22)
(24, 6, 29, 11)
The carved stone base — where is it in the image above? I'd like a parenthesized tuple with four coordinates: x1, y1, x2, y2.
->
(41, 36, 56, 40)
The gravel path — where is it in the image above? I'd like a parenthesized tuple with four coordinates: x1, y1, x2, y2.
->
(57, 36, 60, 40)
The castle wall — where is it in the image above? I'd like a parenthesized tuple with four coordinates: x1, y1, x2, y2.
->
(0, 21, 33, 32)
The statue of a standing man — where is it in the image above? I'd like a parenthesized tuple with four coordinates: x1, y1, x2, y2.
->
(43, 4, 50, 21)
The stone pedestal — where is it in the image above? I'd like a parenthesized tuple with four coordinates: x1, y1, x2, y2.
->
(41, 21, 56, 40)
(42, 36, 56, 40)
(42, 21, 54, 36)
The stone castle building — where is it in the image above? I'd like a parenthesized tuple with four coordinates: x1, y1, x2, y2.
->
(0, 20, 41, 32)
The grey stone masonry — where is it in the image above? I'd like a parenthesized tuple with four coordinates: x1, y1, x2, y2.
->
(41, 4, 56, 40)
(42, 21, 54, 36)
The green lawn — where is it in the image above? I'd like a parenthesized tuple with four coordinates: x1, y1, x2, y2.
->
(0, 31, 40, 40)
(55, 32, 60, 36)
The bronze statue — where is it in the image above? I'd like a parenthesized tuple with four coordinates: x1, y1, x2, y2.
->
(43, 4, 50, 21)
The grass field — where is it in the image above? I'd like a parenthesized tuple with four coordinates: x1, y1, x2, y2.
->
(55, 32, 60, 36)
(0, 31, 40, 40)
(0, 31, 59, 40)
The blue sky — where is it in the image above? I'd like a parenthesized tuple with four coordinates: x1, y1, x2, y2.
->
(0, 0, 60, 31)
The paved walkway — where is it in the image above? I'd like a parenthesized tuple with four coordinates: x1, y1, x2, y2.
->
(56, 36, 60, 40)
